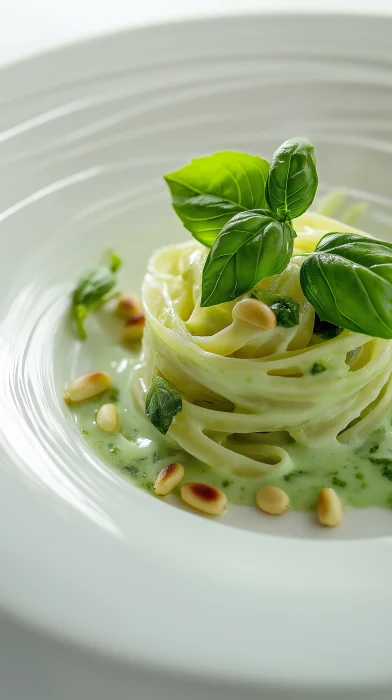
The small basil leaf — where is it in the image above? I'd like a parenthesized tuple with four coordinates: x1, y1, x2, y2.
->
(270, 298, 300, 328)
(71, 252, 122, 339)
(72, 265, 117, 308)
(201, 210, 295, 308)
(300, 233, 392, 338)
(164, 152, 269, 246)
(251, 289, 299, 328)
(313, 314, 343, 340)
(145, 377, 182, 435)
(266, 137, 318, 222)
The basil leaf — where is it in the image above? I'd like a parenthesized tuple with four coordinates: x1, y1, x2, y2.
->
(313, 314, 343, 340)
(251, 289, 299, 328)
(266, 137, 318, 222)
(164, 152, 269, 246)
(71, 251, 122, 339)
(145, 377, 182, 435)
(300, 233, 392, 338)
(201, 210, 295, 308)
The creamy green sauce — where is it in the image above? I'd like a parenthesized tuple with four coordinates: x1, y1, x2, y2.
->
(70, 346, 392, 511)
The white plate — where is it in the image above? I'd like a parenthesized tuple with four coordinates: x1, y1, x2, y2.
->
(1, 14, 392, 700)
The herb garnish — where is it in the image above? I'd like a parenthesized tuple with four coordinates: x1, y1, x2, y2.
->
(311, 362, 327, 375)
(313, 315, 343, 340)
(331, 476, 346, 487)
(251, 289, 300, 328)
(201, 211, 295, 307)
(108, 444, 120, 455)
(265, 137, 318, 223)
(71, 251, 122, 340)
(300, 234, 392, 338)
(164, 152, 269, 246)
(165, 139, 392, 338)
(108, 386, 120, 403)
(368, 457, 392, 465)
(369, 457, 392, 481)
(283, 469, 304, 482)
(145, 376, 182, 435)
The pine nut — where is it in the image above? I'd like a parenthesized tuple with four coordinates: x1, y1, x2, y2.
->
(232, 298, 277, 330)
(256, 485, 289, 515)
(64, 371, 112, 403)
(122, 313, 145, 342)
(181, 482, 227, 516)
(115, 294, 143, 321)
(317, 488, 343, 527)
(96, 403, 118, 433)
(154, 462, 184, 496)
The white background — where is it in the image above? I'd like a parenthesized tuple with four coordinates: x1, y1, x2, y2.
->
(1, 0, 392, 67)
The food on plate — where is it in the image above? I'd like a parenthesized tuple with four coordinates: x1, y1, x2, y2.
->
(66, 138, 392, 527)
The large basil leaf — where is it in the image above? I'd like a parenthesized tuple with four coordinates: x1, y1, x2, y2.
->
(164, 152, 269, 246)
(266, 137, 318, 222)
(300, 233, 392, 338)
(145, 377, 182, 435)
(201, 210, 296, 307)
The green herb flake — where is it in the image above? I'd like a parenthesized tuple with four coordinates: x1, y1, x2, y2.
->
(311, 362, 327, 375)
(222, 478, 233, 488)
(108, 444, 120, 455)
(251, 289, 300, 328)
(108, 386, 120, 403)
(355, 472, 364, 480)
(145, 376, 182, 435)
(283, 469, 304, 482)
(331, 476, 346, 488)
(369, 457, 392, 481)
(125, 465, 139, 477)
(80, 428, 89, 435)
(369, 443, 380, 454)
(382, 467, 392, 481)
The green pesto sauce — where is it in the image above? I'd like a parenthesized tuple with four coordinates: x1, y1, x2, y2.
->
(70, 348, 392, 511)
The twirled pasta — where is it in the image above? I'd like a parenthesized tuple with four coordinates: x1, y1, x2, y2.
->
(131, 212, 392, 478)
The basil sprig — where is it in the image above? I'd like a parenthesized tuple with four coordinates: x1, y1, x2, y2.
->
(300, 233, 392, 338)
(164, 152, 269, 246)
(165, 138, 318, 307)
(71, 251, 122, 340)
(165, 139, 392, 339)
(201, 210, 295, 307)
(145, 377, 182, 435)
(266, 137, 318, 222)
